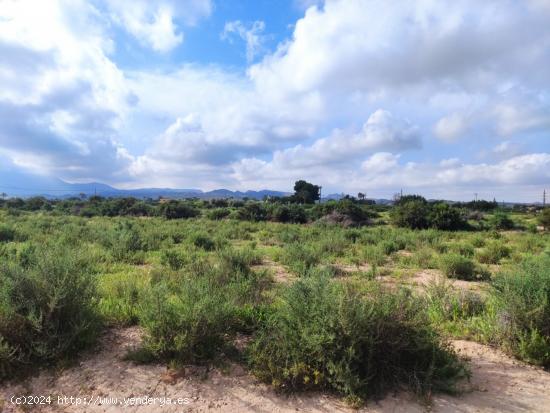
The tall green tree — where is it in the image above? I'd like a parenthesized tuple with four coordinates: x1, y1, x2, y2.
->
(293, 180, 320, 204)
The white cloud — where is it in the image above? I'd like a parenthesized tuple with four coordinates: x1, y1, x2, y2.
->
(434, 113, 468, 142)
(243, 110, 420, 172)
(0, 0, 133, 180)
(1, 0, 549, 200)
(249, 0, 550, 133)
(222, 20, 267, 62)
(492, 103, 550, 136)
(232, 152, 550, 201)
(103, 0, 212, 52)
(361, 152, 400, 173)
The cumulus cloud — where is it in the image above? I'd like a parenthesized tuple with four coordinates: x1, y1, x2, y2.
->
(258, 110, 420, 171)
(232, 152, 550, 201)
(361, 152, 400, 174)
(492, 103, 550, 136)
(0, 0, 133, 180)
(1, 0, 549, 200)
(221, 20, 267, 62)
(434, 113, 468, 142)
(103, 0, 212, 52)
(249, 0, 550, 135)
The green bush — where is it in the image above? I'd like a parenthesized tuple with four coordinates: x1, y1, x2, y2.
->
(237, 203, 268, 222)
(439, 254, 477, 280)
(98, 270, 148, 326)
(160, 201, 200, 219)
(429, 203, 467, 231)
(161, 249, 186, 270)
(538, 208, 550, 230)
(248, 276, 466, 400)
(0, 245, 100, 378)
(138, 256, 267, 363)
(191, 233, 217, 251)
(280, 242, 321, 276)
(110, 223, 144, 263)
(271, 205, 308, 224)
(0, 224, 15, 243)
(475, 241, 511, 264)
(484, 255, 550, 366)
(425, 280, 485, 328)
(390, 198, 429, 229)
(138, 279, 236, 363)
(489, 211, 514, 230)
(206, 208, 231, 220)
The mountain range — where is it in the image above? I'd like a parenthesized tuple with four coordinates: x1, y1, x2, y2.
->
(0, 168, 288, 200)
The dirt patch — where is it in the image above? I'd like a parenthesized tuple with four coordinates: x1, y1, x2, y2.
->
(431, 340, 550, 412)
(1, 328, 550, 412)
(251, 258, 295, 283)
(378, 269, 488, 294)
(334, 263, 372, 275)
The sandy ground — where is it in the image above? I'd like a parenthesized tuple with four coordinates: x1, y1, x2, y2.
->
(1, 327, 550, 413)
(251, 258, 295, 283)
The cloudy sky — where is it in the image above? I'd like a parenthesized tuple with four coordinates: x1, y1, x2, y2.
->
(0, 0, 549, 201)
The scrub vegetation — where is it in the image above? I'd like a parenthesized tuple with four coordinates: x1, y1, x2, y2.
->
(0, 186, 548, 404)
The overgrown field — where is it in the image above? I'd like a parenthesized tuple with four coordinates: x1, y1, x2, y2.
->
(0, 200, 549, 404)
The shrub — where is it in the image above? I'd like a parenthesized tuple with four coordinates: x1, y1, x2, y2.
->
(484, 255, 550, 366)
(439, 254, 477, 280)
(0, 245, 100, 378)
(475, 241, 511, 264)
(429, 203, 467, 231)
(98, 270, 148, 326)
(139, 280, 236, 363)
(207, 208, 231, 220)
(280, 242, 321, 276)
(237, 203, 268, 222)
(0, 224, 15, 243)
(489, 211, 514, 230)
(448, 242, 475, 258)
(470, 234, 485, 248)
(110, 223, 144, 263)
(138, 257, 267, 363)
(271, 205, 308, 224)
(161, 249, 186, 270)
(538, 208, 550, 231)
(390, 199, 429, 229)
(160, 201, 200, 219)
(191, 233, 217, 251)
(248, 276, 466, 400)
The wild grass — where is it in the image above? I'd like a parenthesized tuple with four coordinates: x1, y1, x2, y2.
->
(0, 205, 548, 400)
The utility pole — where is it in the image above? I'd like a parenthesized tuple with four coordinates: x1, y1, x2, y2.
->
(474, 193, 478, 202)
(544, 189, 546, 207)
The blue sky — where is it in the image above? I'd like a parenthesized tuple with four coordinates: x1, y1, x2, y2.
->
(0, 0, 549, 201)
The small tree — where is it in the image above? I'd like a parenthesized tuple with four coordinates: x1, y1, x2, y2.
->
(390, 196, 429, 229)
(538, 208, 550, 231)
(429, 203, 467, 230)
(357, 192, 366, 201)
(489, 211, 514, 230)
(293, 180, 320, 204)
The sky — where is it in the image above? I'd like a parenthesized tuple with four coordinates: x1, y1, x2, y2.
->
(0, 0, 549, 201)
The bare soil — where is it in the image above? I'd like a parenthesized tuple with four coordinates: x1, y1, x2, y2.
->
(251, 258, 295, 283)
(1, 327, 549, 413)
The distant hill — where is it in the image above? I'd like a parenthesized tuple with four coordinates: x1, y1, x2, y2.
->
(0, 170, 288, 200)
